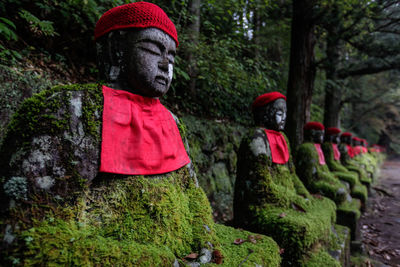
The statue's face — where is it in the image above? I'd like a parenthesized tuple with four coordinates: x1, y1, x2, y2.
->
(333, 134, 340, 144)
(127, 28, 176, 97)
(340, 136, 351, 145)
(260, 99, 287, 131)
(309, 129, 324, 144)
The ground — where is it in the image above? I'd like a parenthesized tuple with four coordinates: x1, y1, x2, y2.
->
(359, 159, 400, 266)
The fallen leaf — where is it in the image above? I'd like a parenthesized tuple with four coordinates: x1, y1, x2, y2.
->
(312, 194, 323, 199)
(291, 203, 306, 213)
(184, 252, 198, 260)
(212, 250, 223, 264)
(279, 212, 286, 218)
(234, 238, 245, 245)
(247, 235, 257, 244)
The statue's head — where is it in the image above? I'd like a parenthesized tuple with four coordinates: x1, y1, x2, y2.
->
(325, 127, 341, 144)
(94, 2, 178, 98)
(362, 139, 367, 147)
(252, 92, 287, 131)
(304, 122, 324, 144)
(352, 137, 360, 146)
(340, 132, 352, 145)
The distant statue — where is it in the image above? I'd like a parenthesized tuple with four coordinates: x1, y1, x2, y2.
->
(296, 122, 347, 204)
(339, 132, 372, 187)
(322, 127, 368, 207)
(296, 122, 362, 240)
(234, 92, 341, 265)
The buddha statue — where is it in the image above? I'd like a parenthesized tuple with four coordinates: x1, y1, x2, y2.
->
(322, 128, 368, 208)
(296, 123, 362, 240)
(233, 92, 345, 266)
(339, 132, 372, 188)
(0, 3, 281, 265)
(296, 122, 347, 204)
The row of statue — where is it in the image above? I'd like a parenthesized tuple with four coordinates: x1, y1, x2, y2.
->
(0, 2, 385, 266)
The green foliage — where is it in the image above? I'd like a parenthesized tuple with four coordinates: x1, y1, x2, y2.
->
(19, 9, 57, 37)
(0, 17, 17, 40)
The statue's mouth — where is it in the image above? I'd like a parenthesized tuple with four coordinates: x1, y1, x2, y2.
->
(155, 76, 168, 85)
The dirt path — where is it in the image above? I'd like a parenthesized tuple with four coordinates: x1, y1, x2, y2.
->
(360, 160, 400, 266)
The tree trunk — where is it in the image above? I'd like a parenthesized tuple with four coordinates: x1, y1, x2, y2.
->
(188, 0, 201, 95)
(286, 0, 316, 149)
(323, 34, 342, 128)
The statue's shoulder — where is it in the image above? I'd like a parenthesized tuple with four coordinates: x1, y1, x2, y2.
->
(0, 83, 103, 194)
(246, 127, 270, 157)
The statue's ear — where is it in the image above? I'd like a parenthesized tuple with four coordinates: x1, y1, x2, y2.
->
(96, 31, 128, 82)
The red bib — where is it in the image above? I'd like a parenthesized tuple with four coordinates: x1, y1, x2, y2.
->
(264, 129, 290, 164)
(346, 144, 355, 158)
(332, 143, 341, 161)
(100, 85, 190, 175)
(362, 147, 368, 154)
(314, 143, 326, 165)
(353, 146, 361, 155)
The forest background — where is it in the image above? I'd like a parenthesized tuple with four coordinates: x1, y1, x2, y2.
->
(1, 0, 400, 154)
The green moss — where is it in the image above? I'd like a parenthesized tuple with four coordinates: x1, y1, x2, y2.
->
(301, 249, 341, 267)
(213, 223, 281, 266)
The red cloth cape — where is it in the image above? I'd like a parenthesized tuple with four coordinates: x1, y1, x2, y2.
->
(314, 143, 326, 165)
(346, 144, 355, 158)
(264, 129, 289, 164)
(100, 85, 190, 175)
(353, 146, 361, 155)
(332, 143, 341, 161)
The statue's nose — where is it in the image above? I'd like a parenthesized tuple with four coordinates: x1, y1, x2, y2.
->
(158, 56, 169, 71)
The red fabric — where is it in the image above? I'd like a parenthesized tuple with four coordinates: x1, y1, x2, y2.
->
(341, 132, 352, 137)
(264, 129, 289, 164)
(94, 2, 178, 46)
(362, 147, 368, 154)
(314, 143, 326, 165)
(353, 146, 361, 155)
(304, 121, 324, 131)
(346, 144, 355, 158)
(326, 127, 341, 135)
(252, 92, 286, 110)
(100, 85, 190, 175)
(332, 143, 341, 161)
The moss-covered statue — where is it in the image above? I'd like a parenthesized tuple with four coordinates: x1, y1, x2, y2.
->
(296, 122, 361, 240)
(351, 137, 377, 181)
(0, 2, 281, 266)
(234, 92, 348, 266)
(339, 132, 372, 188)
(321, 127, 368, 208)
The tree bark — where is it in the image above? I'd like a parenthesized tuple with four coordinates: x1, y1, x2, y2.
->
(188, 0, 201, 95)
(323, 34, 342, 128)
(286, 0, 316, 149)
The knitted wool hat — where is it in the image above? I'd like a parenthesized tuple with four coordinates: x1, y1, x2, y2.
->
(326, 127, 341, 135)
(304, 121, 324, 131)
(341, 132, 352, 137)
(94, 2, 179, 46)
(252, 92, 286, 110)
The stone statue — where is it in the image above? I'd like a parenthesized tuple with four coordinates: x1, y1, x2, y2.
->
(0, 3, 281, 265)
(339, 132, 372, 188)
(296, 122, 347, 204)
(234, 92, 348, 266)
(322, 128, 368, 208)
(296, 123, 362, 240)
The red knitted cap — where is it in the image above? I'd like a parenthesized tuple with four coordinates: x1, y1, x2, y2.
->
(252, 92, 286, 110)
(304, 121, 324, 131)
(94, 2, 178, 46)
(326, 127, 341, 135)
(352, 136, 360, 141)
(341, 132, 352, 137)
